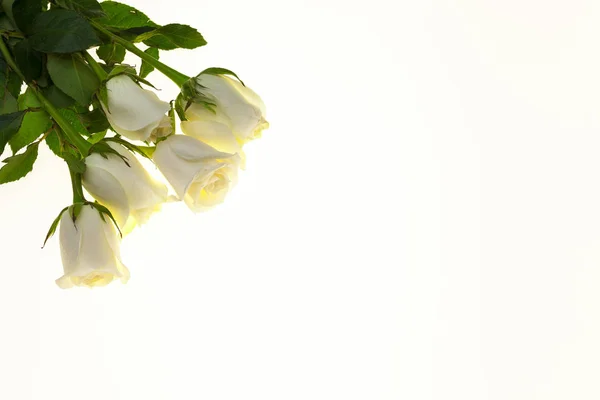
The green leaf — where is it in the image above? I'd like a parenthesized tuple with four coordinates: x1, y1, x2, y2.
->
(56, 108, 89, 138)
(47, 53, 100, 106)
(9, 110, 50, 153)
(88, 130, 105, 143)
(91, 201, 122, 237)
(199, 67, 245, 86)
(0, 0, 16, 25)
(42, 85, 75, 108)
(13, 39, 42, 82)
(105, 136, 151, 159)
(96, 42, 125, 65)
(29, 9, 100, 53)
(0, 141, 38, 184)
(80, 108, 109, 133)
(0, 13, 16, 30)
(12, 0, 44, 34)
(96, 1, 158, 30)
(53, 0, 104, 18)
(0, 91, 17, 114)
(17, 87, 41, 109)
(140, 24, 206, 50)
(43, 206, 68, 247)
(0, 52, 23, 114)
(44, 128, 61, 156)
(106, 63, 136, 79)
(62, 152, 85, 173)
(139, 47, 158, 78)
(0, 110, 25, 156)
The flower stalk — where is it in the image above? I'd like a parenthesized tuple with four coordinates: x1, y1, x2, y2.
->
(89, 20, 190, 87)
(83, 50, 108, 81)
(68, 164, 86, 204)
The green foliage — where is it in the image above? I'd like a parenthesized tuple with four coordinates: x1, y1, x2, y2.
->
(200, 67, 245, 86)
(12, 0, 45, 34)
(57, 108, 89, 138)
(139, 24, 206, 50)
(13, 39, 42, 82)
(62, 151, 85, 173)
(96, 42, 125, 65)
(17, 87, 41, 109)
(90, 201, 122, 236)
(47, 53, 100, 106)
(43, 205, 68, 247)
(89, 140, 130, 166)
(0, 53, 23, 114)
(30, 9, 100, 53)
(10, 109, 51, 153)
(0, 110, 25, 156)
(0, 141, 38, 184)
(44, 128, 61, 156)
(42, 85, 75, 108)
(53, 0, 104, 18)
(139, 47, 158, 78)
(96, 1, 158, 30)
(80, 108, 109, 133)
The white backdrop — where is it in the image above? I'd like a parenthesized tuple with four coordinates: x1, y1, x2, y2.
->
(2, 0, 600, 399)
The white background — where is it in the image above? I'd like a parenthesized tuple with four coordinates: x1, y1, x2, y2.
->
(2, 0, 600, 399)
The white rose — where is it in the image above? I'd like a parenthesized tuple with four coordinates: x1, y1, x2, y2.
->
(82, 142, 168, 234)
(189, 74, 269, 144)
(102, 75, 171, 141)
(153, 135, 241, 212)
(56, 205, 129, 289)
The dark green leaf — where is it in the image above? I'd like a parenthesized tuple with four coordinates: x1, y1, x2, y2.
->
(0, 13, 16, 30)
(96, 1, 158, 29)
(96, 42, 125, 65)
(0, 91, 17, 114)
(80, 108, 109, 133)
(42, 85, 75, 108)
(200, 67, 245, 86)
(9, 110, 50, 152)
(44, 128, 61, 156)
(30, 9, 100, 53)
(12, 0, 44, 34)
(139, 47, 158, 78)
(13, 39, 42, 82)
(47, 53, 100, 106)
(0, 110, 24, 155)
(116, 26, 154, 41)
(0, 0, 16, 24)
(6, 70, 22, 98)
(0, 141, 38, 184)
(141, 24, 206, 50)
(54, 0, 104, 17)
(43, 206, 68, 247)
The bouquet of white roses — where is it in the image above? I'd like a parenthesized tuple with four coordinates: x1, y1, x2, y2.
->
(0, 0, 268, 288)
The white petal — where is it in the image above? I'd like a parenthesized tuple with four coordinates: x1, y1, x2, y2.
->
(196, 75, 266, 140)
(180, 120, 241, 154)
(103, 75, 170, 141)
